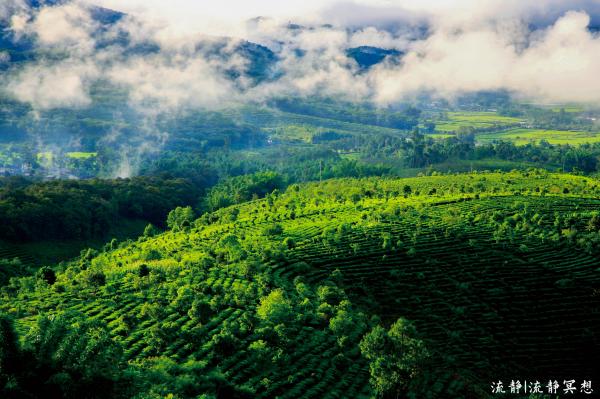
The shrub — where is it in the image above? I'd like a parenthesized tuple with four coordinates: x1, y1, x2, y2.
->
(262, 224, 284, 236)
(257, 289, 293, 325)
(167, 206, 196, 231)
(138, 264, 150, 277)
(283, 237, 296, 249)
(37, 267, 56, 286)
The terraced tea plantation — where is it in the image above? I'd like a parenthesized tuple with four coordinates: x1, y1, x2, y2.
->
(2, 170, 599, 398)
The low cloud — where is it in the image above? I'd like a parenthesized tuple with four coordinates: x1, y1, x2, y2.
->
(0, 0, 27, 23)
(37, 4, 94, 46)
(6, 60, 98, 109)
(4, 0, 600, 113)
(371, 10, 600, 104)
(106, 54, 236, 109)
(0, 51, 10, 64)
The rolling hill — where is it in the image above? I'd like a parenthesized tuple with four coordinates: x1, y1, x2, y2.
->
(1, 170, 599, 398)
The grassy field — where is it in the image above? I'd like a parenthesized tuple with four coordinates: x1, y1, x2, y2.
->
(262, 125, 315, 143)
(435, 111, 524, 133)
(262, 124, 356, 144)
(2, 171, 600, 397)
(478, 128, 600, 145)
(66, 151, 97, 159)
(37, 151, 98, 160)
(36, 151, 54, 163)
(425, 133, 455, 139)
(338, 151, 361, 160)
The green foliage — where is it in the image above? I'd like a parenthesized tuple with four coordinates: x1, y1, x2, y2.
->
(143, 223, 160, 238)
(36, 266, 56, 285)
(138, 263, 150, 277)
(0, 176, 200, 241)
(1, 313, 130, 398)
(262, 223, 284, 236)
(166, 206, 196, 231)
(135, 357, 252, 399)
(360, 318, 430, 398)
(0, 258, 26, 287)
(0, 315, 20, 390)
(204, 171, 285, 212)
(329, 300, 367, 348)
(188, 299, 213, 324)
(1, 171, 599, 398)
(216, 234, 247, 262)
(256, 289, 293, 325)
(83, 270, 106, 289)
(282, 236, 296, 249)
(317, 284, 344, 306)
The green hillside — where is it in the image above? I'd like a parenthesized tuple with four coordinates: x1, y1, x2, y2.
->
(1, 171, 599, 398)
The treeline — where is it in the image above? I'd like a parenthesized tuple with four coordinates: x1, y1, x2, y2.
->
(0, 176, 200, 241)
(308, 129, 600, 173)
(396, 132, 599, 172)
(0, 149, 393, 243)
(202, 171, 286, 211)
(149, 133, 600, 218)
(499, 104, 594, 131)
(202, 158, 393, 212)
(356, 129, 600, 174)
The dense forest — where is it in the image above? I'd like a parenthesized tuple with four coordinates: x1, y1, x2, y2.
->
(0, 176, 200, 241)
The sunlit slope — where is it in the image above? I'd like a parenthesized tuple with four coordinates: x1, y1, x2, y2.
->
(3, 170, 600, 397)
(230, 171, 600, 384)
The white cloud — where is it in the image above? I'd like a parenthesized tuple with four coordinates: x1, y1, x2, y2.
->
(5, 61, 98, 109)
(106, 54, 236, 109)
(32, 4, 97, 51)
(370, 10, 600, 104)
(7, 3, 98, 54)
(9, 13, 28, 33)
(0, 0, 27, 23)
(4, 0, 600, 178)
(349, 27, 408, 49)
(4, 0, 600, 111)
(0, 51, 10, 64)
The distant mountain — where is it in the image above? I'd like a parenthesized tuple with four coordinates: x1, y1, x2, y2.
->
(0, 2, 277, 83)
(0, 1, 126, 67)
(234, 41, 278, 82)
(22, 0, 125, 22)
(88, 4, 125, 25)
(23, 0, 65, 7)
(1, 2, 403, 85)
(346, 46, 403, 69)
